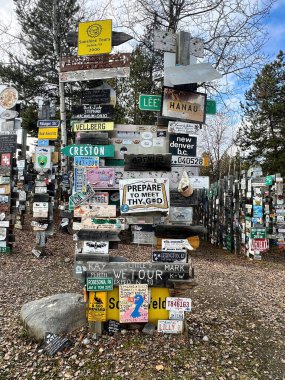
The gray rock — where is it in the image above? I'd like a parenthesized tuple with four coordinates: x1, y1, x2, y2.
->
(20, 293, 87, 341)
(142, 322, 155, 336)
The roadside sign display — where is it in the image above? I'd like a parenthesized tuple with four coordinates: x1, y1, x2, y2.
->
(0, 87, 18, 109)
(61, 144, 114, 157)
(78, 19, 112, 56)
(38, 128, 58, 140)
(139, 95, 161, 111)
(72, 121, 114, 132)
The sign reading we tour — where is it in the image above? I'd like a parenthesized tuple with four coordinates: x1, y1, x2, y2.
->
(78, 20, 112, 56)
(119, 178, 170, 213)
(161, 86, 206, 123)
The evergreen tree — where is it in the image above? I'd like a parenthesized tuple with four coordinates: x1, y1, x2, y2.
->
(237, 51, 285, 175)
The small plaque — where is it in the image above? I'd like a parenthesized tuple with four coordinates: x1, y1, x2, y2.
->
(106, 320, 121, 335)
(44, 332, 71, 356)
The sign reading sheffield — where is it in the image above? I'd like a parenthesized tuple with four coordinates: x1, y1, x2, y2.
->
(61, 144, 114, 157)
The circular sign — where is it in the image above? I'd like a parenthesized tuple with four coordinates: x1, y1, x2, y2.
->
(0, 87, 18, 109)
(0, 109, 18, 119)
(120, 204, 129, 213)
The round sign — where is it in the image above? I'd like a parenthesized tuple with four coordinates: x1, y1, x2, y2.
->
(0, 87, 18, 109)
(0, 109, 18, 119)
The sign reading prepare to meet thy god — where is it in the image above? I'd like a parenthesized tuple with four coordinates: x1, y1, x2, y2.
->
(61, 144, 114, 157)
(78, 19, 112, 56)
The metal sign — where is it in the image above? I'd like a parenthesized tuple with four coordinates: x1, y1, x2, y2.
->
(0, 87, 18, 109)
(38, 139, 49, 147)
(157, 320, 184, 334)
(86, 277, 113, 291)
(74, 204, 116, 218)
(72, 121, 114, 132)
(38, 128, 58, 140)
(168, 121, 201, 135)
(250, 229, 267, 239)
(124, 154, 172, 172)
(86, 167, 115, 188)
(1, 153, 11, 166)
(76, 132, 109, 145)
(0, 110, 18, 119)
(153, 30, 176, 53)
(80, 89, 110, 104)
(152, 250, 187, 263)
(168, 207, 193, 224)
(61, 144, 114, 157)
(189, 176, 210, 189)
(206, 99, 216, 115)
(59, 67, 130, 82)
(74, 156, 99, 167)
(0, 135, 17, 153)
(78, 19, 112, 56)
(162, 87, 206, 123)
(169, 134, 197, 162)
(71, 104, 114, 119)
(60, 53, 131, 72)
(139, 94, 161, 111)
(37, 120, 60, 128)
(171, 156, 203, 166)
(67, 30, 133, 48)
(166, 297, 192, 312)
(170, 190, 199, 207)
(34, 146, 52, 171)
(77, 230, 120, 241)
(250, 238, 269, 251)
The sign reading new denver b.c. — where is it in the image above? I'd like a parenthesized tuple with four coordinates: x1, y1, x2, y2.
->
(61, 144, 114, 157)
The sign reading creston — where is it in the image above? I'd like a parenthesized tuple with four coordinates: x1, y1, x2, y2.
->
(61, 144, 115, 157)
(78, 19, 112, 56)
(38, 128, 58, 140)
(72, 121, 114, 132)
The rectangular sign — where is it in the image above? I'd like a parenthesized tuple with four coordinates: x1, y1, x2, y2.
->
(0, 135, 17, 153)
(169, 310, 185, 320)
(119, 284, 148, 323)
(80, 240, 109, 254)
(61, 53, 131, 72)
(161, 87, 206, 123)
(152, 250, 187, 263)
(76, 132, 109, 145)
(80, 89, 110, 104)
(77, 217, 125, 231)
(59, 67, 130, 82)
(166, 297, 192, 312)
(78, 19, 112, 56)
(77, 230, 120, 241)
(72, 121, 114, 132)
(1, 153, 11, 166)
(139, 94, 161, 111)
(0, 176, 10, 185)
(119, 178, 170, 213)
(74, 204, 116, 218)
(34, 146, 52, 171)
(74, 167, 86, 193)
(124, 154, 171, 171)
(157, 320, 184, 334)
(61, 144, 114, 157)
(170, 190, 199, 207)
(38, 128, 58, 140)
(250, 228, 267, 239)
(87, 277, 113, 291)
(162, 239, 192, 251)
(74, 156, 99, 167)
(71, 104, 114, 120)
(37, 120, 60, 128)
(168, 121, 201, 135)
(169, 134, 197, 157)
(171, 156, 203, 166)
(168, 207, 193, 224)
(86, 167, 115, 188)
(87, 291, 107, 322)
(250, 238, 269, 251)
(37, 139, 49, 147)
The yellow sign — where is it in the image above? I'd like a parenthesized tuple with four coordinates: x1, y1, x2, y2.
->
(38, 128, 58, 140)
(107, 287, 170, 325)
(78, 20, 112, 56)
(72, 121, 114, 132)
(88, 291, 107, 322)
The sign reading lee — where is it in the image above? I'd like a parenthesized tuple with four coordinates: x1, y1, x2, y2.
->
(61, 144, 114, 157)
(139, 94, 161, 111)
(78, 19, 112, 56)
(119, 178, 170, 213)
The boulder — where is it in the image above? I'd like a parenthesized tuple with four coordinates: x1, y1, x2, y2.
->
(20, 293, 87, 341)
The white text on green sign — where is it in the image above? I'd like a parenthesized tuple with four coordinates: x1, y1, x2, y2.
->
(61, 144, 114, 157)
(87, 277, 113, 291)
(139, 94, 162, 111)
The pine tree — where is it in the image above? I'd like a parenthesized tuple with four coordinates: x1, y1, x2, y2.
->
(237, 51, 285, 175)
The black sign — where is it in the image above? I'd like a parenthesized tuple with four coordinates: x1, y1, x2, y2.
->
(75, 253, 110, 262)
(169, 134, 197, 157)
(77, 230, 120, 241)
(155, 224, 206, 238)
(106, 320, 121, 335)
(44, 332, 71, 356)
(170, 190, 199, 206)
(152, 250, 187, 263)
(75, 132, 109, 145)
(81, 89, 110, 104)
(33, 194, 50, 202)
(124, 154, 172, 171)
(0, 135, 17, 153)
(71, 104, 114, 120)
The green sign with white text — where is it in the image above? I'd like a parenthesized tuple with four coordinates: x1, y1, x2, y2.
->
(139, 94, 162, 111)
(87, 277, 113, 291)
(61, 144, 114, 157)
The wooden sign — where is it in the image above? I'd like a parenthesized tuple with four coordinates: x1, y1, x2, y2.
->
(168, 121, 201, 135)
(119, 284, 148, 323)
(59, 67, 130, 83)
(157, 320, 184, 334)
(74, 156, 99, 167)
(124, 154, 172, 172)
(74, 204, 116, 218)
(169, 134, 197, 158)
(61, 144, 114, 157)
(161, 87, 206, 123)
(75, 132, 109, 145)
(87, 291, 107, 322)
(77, 230, 120, 241)
(119, 178, 170, 214)
(60, 53, 131, 72)
(170, 190, 199, 207)
(152, 250, 187, 263)
(72, 121, 114, 132)
(77, 217, 125, 231)
(0, 135, 17, 153)
(38, 128, 58, 140)
(87, 262, 192, 285)
(166, 297, 192, 312)
(86, 167, 115, 188)
(80, 88, 110, 104)
(67, 30, 133, 48)
(71, 104, 114, 120)
(168, 207, 193, 224)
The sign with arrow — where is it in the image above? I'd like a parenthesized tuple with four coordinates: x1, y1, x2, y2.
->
(67, 31, 133, 48)
(61, 144, 114, 157)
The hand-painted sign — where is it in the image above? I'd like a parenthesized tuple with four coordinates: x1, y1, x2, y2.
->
(124, 154, 172, 172)
(162, 239, 193, 251)
(38, 128, 58, 140)
(0, 135, 17, 153)
(59, 67, 130, 82)
(169, 134, 197, 158)
(0, 87, 18, 109)
(34, 146, 52, 171)
(86, 167, 115, 188)
(166, 297, 192, 312)
(250, 238, 269, 251)
(87, 291, 107, 322)
(74, 156, 99, 167)
(139, 94, 161, 111)
(87, 277, 113, 291)
(74, 204, 116, 218)
(71, 104, 114, 119)
(72, 121, 114, 132)
(152, 250, 187, 263)
(37, 120, 60, 128)
(61, 144, 114, 157)
(161, 87, 206, 123)
(119, 284, 148, 323)
(157, 320, 183, 334)
(119, 178, 170, 213)
(79, 240, 109, 254)
(61, 53, 131, 72)
(78, 19, 112, 56)
(168, 120, 201, 135)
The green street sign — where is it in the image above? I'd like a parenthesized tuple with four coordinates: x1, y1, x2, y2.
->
(139, 94, 161, 111)
(265, 175, 274, 186)
(86, 277, 113, 291)
(0, 247, 11, 254)
(61, 144, 114, 157)
(250, 228, 266, 239)
(206, 99, 216, 115)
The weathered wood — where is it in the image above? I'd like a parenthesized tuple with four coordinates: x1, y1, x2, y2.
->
(155, 225, 206, 238)
(77, 230, 120, 241)
(124, 154, 172, 172)
(75, 254, 110, 262)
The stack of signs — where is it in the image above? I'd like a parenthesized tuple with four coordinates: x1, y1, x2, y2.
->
(0, 153, 12, 254)
(157, 297, 191, 334)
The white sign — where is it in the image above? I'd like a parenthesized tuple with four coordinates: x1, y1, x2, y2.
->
(168, 121, 201, 135)
(34, 146, 52, 171)
(153, 30, 176, 53)
(119, 178, 170, 214)
(189, 176, 210, 189)
(162, 239, 192, 251)
(166, 297, 192, 312)
(35, 186, 47, 194)
(59, 67, 130, 83)
(169, 310, 185, 320)
(157, 320, 184, 334)
(80, 241, 109, 254)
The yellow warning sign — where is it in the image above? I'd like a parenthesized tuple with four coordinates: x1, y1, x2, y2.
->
(78, 20, 112, 56)
(38, 128, 58, 140)
(87, 291, 107, 322)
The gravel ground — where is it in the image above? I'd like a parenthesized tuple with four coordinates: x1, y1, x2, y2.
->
(0, 218, 285, 380)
